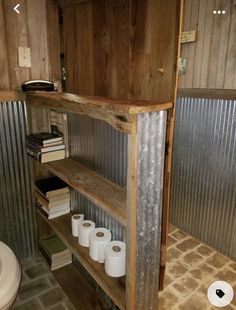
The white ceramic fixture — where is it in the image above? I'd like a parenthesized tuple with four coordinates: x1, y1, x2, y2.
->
(0, 242, 21, 310)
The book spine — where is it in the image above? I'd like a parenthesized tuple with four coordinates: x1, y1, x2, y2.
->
(27, 148, 41, 161)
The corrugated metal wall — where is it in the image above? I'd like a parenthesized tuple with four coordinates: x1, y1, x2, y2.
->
(68, 115, 126, 242)
(1, 97, 235, 268)
(0, 101, 36, 258)
(171, 97, 236, 259)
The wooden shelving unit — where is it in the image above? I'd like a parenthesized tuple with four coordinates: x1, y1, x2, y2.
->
(37, 209, 126, 309)
(45, 158, 126, 225)
(27, 91, 175, 309)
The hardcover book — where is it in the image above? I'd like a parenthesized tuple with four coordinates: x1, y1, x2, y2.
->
(27, 132, 63, 145)
(35, 176, 69, 197)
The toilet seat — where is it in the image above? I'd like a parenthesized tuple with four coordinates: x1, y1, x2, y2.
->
(0, 242, 21, 309)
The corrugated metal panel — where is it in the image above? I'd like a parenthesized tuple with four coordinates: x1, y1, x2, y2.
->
(0, 101, 36, 258)
(171, 97, 236, 259)
(135, 111, 167, 309)
(68, 114, 127, 307)
(68, 114, 126, 242)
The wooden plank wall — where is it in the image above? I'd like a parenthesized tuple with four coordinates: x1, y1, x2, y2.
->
(179, 0, 236, 89)
(0, 0, 61, 91)
(63, 0, 181, 102)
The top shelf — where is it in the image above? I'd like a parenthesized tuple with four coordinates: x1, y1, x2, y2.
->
(26, 92, 173, 134)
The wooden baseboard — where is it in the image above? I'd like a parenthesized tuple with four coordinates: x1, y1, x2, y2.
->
(178, 88, 236, 100)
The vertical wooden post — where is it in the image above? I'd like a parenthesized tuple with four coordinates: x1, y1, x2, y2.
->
(126, 125, 138, 310)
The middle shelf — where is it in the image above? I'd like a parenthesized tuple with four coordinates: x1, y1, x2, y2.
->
(44, 158, 126, 226)
(37, 210, 126, 310)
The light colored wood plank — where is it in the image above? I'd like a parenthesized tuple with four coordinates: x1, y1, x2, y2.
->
(37, 210, 126, 310)
(160, 0, 183, 290)
(46, 0, 62, 88)
(3, 0, 30, 89)
(0, 0, 10, 89)
(193, 0, 207, 88)
(178, 0, 193, 88)
(27, 0, 50, 81)
(126, 133, 138, 310)
(0, 91, 25, 102)
(52, 264, 106, 310)
(178, 88, 236, 100)
(224, 3, 236, 89)
(26, 92, 173, 114)
(26, 92, 173, 134)
(199, 0, 214, 88)
(44, 158, 126, 225)
(179, 0, 236, 89)
(186, 0, 200, 88)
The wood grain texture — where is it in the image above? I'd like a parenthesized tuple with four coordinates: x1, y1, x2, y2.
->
(179, 0, 236, 89)
(63, 0, 181, 103)
(0, 0, 10, 89)
(0, 91, 25, 102)
(38, 210, 126, 310)
(126, 133, 138, 310)
(26, 92, 173, 113)
(0, 0, 61, 90)
(44, 158, 127, 225)
(178, 88, 236, 100)
(26, 92, 173, 133)
(46, 0, 62, 88)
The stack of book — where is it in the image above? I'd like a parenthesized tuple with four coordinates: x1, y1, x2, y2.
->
(26, 132, 65, 163)
(39, 234, 72, 270)
(35, 176, 70, 219)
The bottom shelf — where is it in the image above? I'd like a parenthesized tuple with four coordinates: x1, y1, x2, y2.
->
(37, 209, 126, 309)
(52, 263, 106, 310)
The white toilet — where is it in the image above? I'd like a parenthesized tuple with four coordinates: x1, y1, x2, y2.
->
(0, 242, 21, 310)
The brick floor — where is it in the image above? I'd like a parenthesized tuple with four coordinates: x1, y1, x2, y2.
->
(159, 225, 236, 310)
(12, 226, 236, 309)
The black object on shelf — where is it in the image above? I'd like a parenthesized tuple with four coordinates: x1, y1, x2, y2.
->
(21, 80, 54, 92)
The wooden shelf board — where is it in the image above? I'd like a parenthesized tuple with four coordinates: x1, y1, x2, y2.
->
(0, 90, 25, 102)
(38, 210, 126, 310)
(52, 264, 107, 310)
(26, 92, 173, 114)
(26, 92, 173, 134)
(45, 158, 126, 226)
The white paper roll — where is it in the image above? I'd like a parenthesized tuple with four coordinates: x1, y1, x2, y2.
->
(105, 241, 126, 277)
(71, 214, 84, 237)
(89, 228, 112, 263)
(78, 220, 95, 247)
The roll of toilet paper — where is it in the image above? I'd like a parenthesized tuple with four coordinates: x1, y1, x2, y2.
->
(71, 214, 84, 237)
(78, 220, 95, 247)
(89, 228, 112, 263)
(105, 241, 126, 277)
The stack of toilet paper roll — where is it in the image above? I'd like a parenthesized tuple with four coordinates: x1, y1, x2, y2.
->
(104, 241, 126, 277)
(71, 214, 84, 237)
(71, 214, 125, 277)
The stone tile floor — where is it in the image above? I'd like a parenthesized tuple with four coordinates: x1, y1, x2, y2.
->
(13, 256, 76, 310)
(159, 225, 236, 310)
(13, 225, 236, 309)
